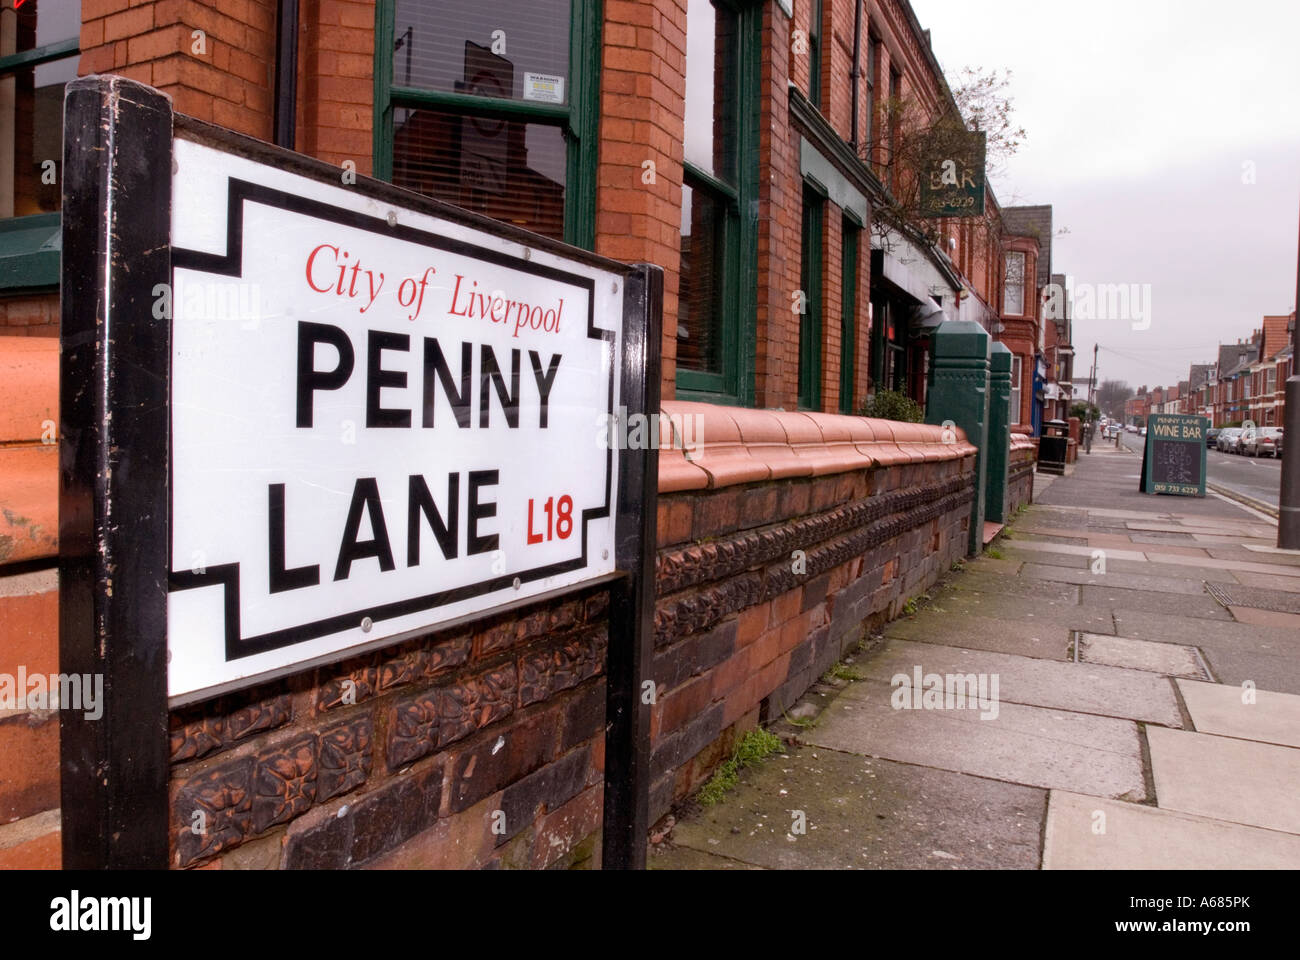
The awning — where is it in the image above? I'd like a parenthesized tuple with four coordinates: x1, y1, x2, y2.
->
(871, 228, 960, 323)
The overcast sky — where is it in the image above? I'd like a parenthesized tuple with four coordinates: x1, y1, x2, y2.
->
(909, 0, 1300, 391)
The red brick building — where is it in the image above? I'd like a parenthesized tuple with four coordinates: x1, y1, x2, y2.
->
(2, 0, 1056, 417)
(1, 0, 1049, 869)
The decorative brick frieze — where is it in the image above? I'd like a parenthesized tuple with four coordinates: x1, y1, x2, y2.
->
(656, 473, 971, 595)
(171, 755, 255, 868)
(169, 688, 292, 764)
(654, 482, 973, 644)
(518, 628, 608, 707)
(317, 658, 379, 713)
(251, 733, 317, 834)
(317, 717, 374, 802)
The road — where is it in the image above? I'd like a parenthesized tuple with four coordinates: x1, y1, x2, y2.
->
(1115, 430, 1281, 508)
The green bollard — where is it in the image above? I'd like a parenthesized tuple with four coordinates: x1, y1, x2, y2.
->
(926, 319, 991, 557)
(985, 342, 1012, 524)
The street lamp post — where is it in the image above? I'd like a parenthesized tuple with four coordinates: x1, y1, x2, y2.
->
(1280, 203, 1300, 549)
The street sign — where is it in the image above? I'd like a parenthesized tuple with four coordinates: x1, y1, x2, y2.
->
(166, 137, 626, 702)
(920, 128, 986, 219)
(59, 76, 660, 868)
(1139, 413, 1208, 497)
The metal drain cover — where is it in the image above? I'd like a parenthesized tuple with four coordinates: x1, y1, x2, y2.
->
(1205, 582, 1300, 615)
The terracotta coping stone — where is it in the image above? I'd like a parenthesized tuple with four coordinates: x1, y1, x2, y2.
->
(660, 400, 770, 489)
(724, 406, 811, 480)
(654, 405, 978, 492)
(0, 339, 59, 566)
(798, 412, 876, 475)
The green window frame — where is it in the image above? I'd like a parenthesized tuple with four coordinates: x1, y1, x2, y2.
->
(798, 181, 825, 411)
(675, 0, 762, 407)
(371, 0, 601, 250)
(839, 215, 860, 414)
(808, 0, 822, 109)
(0, 11, 82, 289)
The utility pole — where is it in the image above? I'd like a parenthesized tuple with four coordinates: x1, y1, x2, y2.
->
(1086, 343, 1099, 452)
(1280, 202, 1300, 548)
(1086, 344, 1098, 412)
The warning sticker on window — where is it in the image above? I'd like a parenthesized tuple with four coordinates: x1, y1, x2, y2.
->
(523, 72, 565, 104)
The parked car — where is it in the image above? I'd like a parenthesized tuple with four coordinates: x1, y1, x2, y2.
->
(1216, 428, 1243, 453)
(1206, 427, 1221, 448)
(1244, 427, 1284, 458)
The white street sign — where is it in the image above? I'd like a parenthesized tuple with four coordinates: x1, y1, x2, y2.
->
(167, 137, 624, 703)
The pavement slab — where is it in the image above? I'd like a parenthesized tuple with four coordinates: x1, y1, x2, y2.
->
(1176, 679, 1300, 749)
(1207, 546, 1300, 567)
(648, 845, 763, 870)
(1231, 571, 1300, 592)
(1143, 551, 1300, 578)
(847, 639, 1184, 727)
(1075, 633, 1208, 680)
(1002, 548, 1090, 570)
(1242, 544, 1300, 557)
(928, 591, 1116, 634)
(1109, 609, 1300, 694)
(947, 572, 1082, 604)
(660, 748, 1046, 870)
(1014, 532, 1089, 546)
(1042, 791, 1300, 870)
(805, 679, 1148, 801)
(1080, 584, 1231, 620)
(1003, 540, 1148, 563)
(885, 613, 1075, 661)
(1020, 563, 1211, 597)
(1147, 727, 1300, 835)
(1229, 606, 1300, 629)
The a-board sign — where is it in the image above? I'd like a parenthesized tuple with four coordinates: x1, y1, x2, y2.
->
(164, 139, 627, 702)
(1139, 413, 1208, 497)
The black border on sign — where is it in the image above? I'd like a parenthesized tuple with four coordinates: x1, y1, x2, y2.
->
(167, 176, 618, 662)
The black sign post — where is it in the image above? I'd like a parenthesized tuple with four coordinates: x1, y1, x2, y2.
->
(1139, 413, 1209, 498)
(59, 76, 173, 868)
(603, 265, 661, 871)
(59, 75, 658, 870)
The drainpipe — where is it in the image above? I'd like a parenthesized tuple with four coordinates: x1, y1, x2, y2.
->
(274, 0, 299, 149)
(850, 0, 861, 149)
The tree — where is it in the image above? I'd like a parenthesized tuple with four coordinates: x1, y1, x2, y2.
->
(1071, 401, 1100, 422)
(859, 66, 1026, 293)
(1095, 380, 1134, 419)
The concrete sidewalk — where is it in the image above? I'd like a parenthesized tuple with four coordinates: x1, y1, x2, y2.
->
(651, 441, 1300, 870)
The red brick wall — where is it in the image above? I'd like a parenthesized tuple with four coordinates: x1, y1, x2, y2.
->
(0, 293, 59, 337)
(167, 588, 609, 870)
(0, 338, 61, 869)
(756, 2, 798, 409)
(650, 406, 976, 819)
(80, 0, 278, 139)
(596, 0, 687, 399)
(297, 0, 375, 175)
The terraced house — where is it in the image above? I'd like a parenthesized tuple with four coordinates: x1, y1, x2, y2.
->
(0, 0, 1044, 869)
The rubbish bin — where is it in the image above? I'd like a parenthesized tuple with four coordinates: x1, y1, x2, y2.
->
(1038, 419, 1069, 475)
